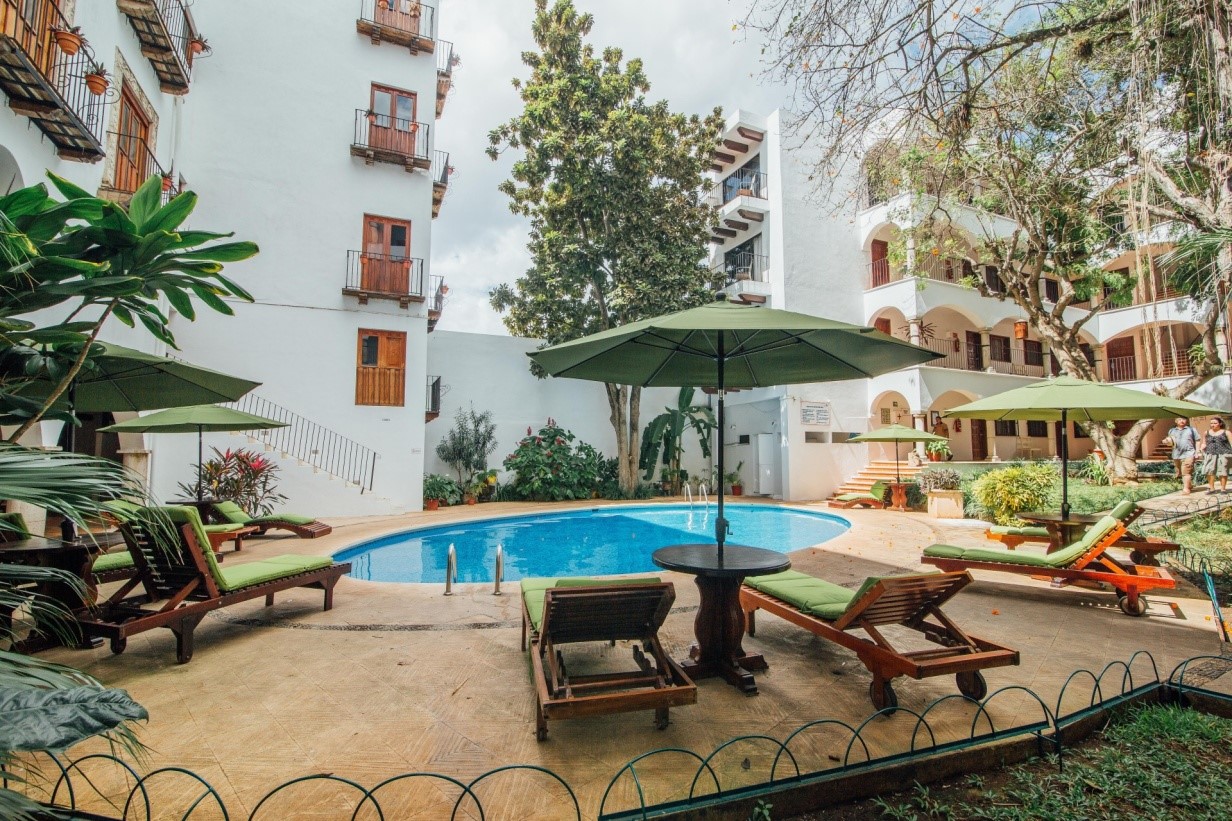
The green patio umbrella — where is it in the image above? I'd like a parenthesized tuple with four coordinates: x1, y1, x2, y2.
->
(944, 376, 1228, 517)
(848, 424, 947, 483)
(17, 343, 260, 412)
(100, 405, 287, 501)
(530, 296, 942, 557)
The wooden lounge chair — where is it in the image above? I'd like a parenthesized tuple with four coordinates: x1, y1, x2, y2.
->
(740, 570, 1018, 710)
(923, 511, 1175, 616)
(828, 481, 887, 510)
(520, 577, 697, 741)
(77, 505, 350, 663)
(208, 501, 333, 538)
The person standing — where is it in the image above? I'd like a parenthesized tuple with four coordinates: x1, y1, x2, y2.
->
(1167, 417, 1199, 494)
(1200, 417, 1232, 494)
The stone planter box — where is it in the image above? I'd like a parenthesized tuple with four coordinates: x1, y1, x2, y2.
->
(926, 490, 964, 519)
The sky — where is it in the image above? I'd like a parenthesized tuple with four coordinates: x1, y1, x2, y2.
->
(431, 0, 791, 335)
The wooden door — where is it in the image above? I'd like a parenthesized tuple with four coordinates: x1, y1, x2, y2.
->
(870, 240, 889, 287)
(114, 89, 151, 193)
(370, 84, 418, 156)
(1106, 336, 1136, 382)
(970, 419, 988, 461)
(356, 329, 407, 406)
(361, 215, 412, 295)
(375, 0, 422, 34)
(965, 330, 984, 370)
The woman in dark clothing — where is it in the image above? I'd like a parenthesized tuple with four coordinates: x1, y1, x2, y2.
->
(1200, 417, 1232, 494)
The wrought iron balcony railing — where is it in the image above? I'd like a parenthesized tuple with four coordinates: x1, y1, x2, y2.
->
(710, 170, 769, 206)
(0, 0, 107, 160)
(426, 375, 441, 416)
(116, 0, 196, 94)
(343, 250, 427, 306)
(431, 150, 451, 217)
(713, 252, 770, 285)
(350, 108, 431, 170)
(107, 130, 172, 195)
(356, 0, 435, 53)
(435, 39, 457, 116)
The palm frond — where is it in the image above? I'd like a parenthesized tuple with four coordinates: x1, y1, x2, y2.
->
(1159, 228, 1232, 300)
(0, 564, 85, 647)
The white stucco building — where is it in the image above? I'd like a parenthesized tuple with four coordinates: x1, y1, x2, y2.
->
(0, 0, 456, 515)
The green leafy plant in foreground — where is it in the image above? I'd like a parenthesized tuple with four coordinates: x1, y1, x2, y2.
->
(970, 463, 1058, 524)
(503, 419, 604, 501)
(178, 447, 286, 515)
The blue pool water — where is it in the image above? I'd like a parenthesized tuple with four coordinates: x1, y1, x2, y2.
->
(335, 504, 850, 583)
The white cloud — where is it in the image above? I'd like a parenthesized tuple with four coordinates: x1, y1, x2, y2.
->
(433, 0, 787, 336)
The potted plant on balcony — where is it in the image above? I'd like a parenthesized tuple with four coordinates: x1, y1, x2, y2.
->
(188, 35, 210, 56)
(160, 173, 174, 192)
(83, 62, 109, 96)
(52, 26, 84, 56)
(725, 461, 745, 496)
(917, 468, 964, 518)
(925, 440, 951, 462)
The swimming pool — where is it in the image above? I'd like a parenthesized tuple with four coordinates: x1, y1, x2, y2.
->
(335, 504, 850, 583)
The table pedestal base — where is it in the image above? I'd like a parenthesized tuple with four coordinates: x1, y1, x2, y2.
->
(682, 576, 766, 694)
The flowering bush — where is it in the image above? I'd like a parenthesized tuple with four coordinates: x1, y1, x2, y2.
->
(178, 447, 287, 515)
(503, 419, 603, 501)
(916, 468, 962, 492)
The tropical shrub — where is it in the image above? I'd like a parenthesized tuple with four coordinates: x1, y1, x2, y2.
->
(1075, 453, 1112, 486)
(640, 388, 715, 495)
(435, 406, 498, 484)
(970, 463, 1058, 524)
(879, 481, 926, 509)
(423, 473, 461, 505)
(503, 419, 603, 501)
(178, 447, 286, 515)
(916, 468, 962, 492)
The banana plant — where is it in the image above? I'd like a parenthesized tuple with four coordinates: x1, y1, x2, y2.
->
(0, 171, 259, 440)
(639, 387, 716, 495)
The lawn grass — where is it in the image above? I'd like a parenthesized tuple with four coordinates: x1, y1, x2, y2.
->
(957, 464, 1180, 520)
(794, 704, 1232, 820)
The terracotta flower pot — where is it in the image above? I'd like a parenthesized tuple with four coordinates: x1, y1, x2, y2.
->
(84, 73, 108, 96)
(424, 499, 440, 511)
(161, 175, 173, 192)
(464, 496, 477, 506)
(731, 485, 744, 496)
(53, 29, 82, 56)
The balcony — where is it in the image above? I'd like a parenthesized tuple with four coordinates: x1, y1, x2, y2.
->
(342, 250, 427, 307)
(350, 108, 431, 171)
(1108, 354, 1194, 383)
(867, 255, 973, 289)
(435, 39, 457, 117)
(115, 0, 196, 95)
(713, 252, 769, 286)
(427, 275, 446, 331)
(0, 0, 107, 161)
(425, 375, 441, 422)
(356, 0, 435, 54)
(99, 131, 180, 205)
(431, 150, 451, 218)
(709, 170, 769, 207)
(917, 337, 1045, 378)
(709, 172, 769, 244)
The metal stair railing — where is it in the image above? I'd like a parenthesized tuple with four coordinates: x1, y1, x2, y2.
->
(226, 394, 377, 491)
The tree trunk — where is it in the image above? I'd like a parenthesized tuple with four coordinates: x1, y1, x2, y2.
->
(1090, 420, 1152, 483)
(605, 383, 642, 495)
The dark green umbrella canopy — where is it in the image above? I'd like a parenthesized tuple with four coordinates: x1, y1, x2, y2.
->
(943, 376, 1229, 517)
(100, 405, 286, 501)
(18, 343, 260, 412)
(848, 424, 947, 483)
(531, 298, 942, 555)
(529, 299, 943, 388)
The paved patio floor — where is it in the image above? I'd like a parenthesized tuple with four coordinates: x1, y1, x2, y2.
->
(27, 501, 1228, 819)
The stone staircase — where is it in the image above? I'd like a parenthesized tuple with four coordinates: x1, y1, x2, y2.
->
(829, 460, 926, 498)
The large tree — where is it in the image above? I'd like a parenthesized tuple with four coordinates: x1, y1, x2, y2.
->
(488, 0, 723, 493)
(743, 0, 1232, 478)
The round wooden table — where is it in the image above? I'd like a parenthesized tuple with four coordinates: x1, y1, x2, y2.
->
(652, 543, 791, 694)
(1017, 511, 1103, 551)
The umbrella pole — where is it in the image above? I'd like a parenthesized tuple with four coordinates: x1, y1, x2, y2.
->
(197, 425, 204, 503)
(1061, 409, 1070, 519)
(895, 442, 901, 483)
(715, 335, 728, 562)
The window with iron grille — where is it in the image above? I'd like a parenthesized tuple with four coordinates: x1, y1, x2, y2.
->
(989, 334, 1011, 362)
(994, 420, 1018, 437)
(1027, 420, 1048, 438)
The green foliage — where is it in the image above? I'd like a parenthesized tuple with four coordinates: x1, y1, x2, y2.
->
(724, 460, 744, 487)
(178, 447, 286, 516)
(435, 406, 498, 484)
(503, 419, 604, 501)
(423, 473, 461, 504)
(924, 439, 951, 456)
(639, 388, 715, 494)
(0, 172, 257, 436)
(916, 468, 961, 492)
(1074, 453, 1111, 486)
(487, 0, 723, 493)
(970, 463, 1058, 524)
(880, 481, 926, 510)
(747, 799, 773, 821)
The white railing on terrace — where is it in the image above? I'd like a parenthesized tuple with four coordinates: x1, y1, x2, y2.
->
(1107, 355, 1194, 383)
(866, 256, 973, 289)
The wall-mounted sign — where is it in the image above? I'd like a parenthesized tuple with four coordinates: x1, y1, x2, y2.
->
(800, 401, 832, 427)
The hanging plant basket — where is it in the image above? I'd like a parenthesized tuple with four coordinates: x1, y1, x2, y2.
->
(84, 72, 109, 96)
(52, 28, 83, 56)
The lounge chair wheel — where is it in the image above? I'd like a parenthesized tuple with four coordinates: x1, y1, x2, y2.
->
(110, 637, 126, 655)
(869, 679, 898, 713)
(1118, 594, 1148, 617)
(1128, 549, 1146, 565)
(956, 671, 988, 700)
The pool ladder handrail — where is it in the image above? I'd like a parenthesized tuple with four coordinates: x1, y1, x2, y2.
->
(684, 484, 692, 505)
(494, 544, 503, 596)
(698, 482, 709, 506)
(445, 543, 456, 596)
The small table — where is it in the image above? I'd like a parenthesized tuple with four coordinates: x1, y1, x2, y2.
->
(1017, 511, 1104, 552)
(885, 481, 911, 512)
(0, 536, 104, 652)
(652, 544, 791, 694)
(206, 525, 260, 560)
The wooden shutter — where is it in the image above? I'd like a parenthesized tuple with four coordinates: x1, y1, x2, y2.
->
(355, 329, 406, 406)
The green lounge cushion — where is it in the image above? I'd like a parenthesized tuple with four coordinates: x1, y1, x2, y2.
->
(954, 547, 1053, 567)
(214, 555, 333, 592)
(746, 574, 856, 620)
(92, 551, 134, 572)
(922, 544, 966, 559)
(988, 525, 1050, 538)
(836, 492, 877, 502)
(520, 576, 661, 633)
(211, 501, 251, 525)
(926, 514, 1121, 569)
(212, 502, 317, 527)
(162, 505, 230, 587)
(248, 513, 317, 526)
(1109, 499, 1136, 521)
(203, 523, 246, 534)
